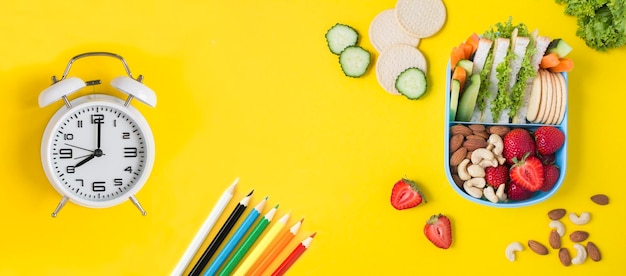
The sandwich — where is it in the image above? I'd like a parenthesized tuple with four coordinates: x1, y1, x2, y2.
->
(470, 19, 545, 123)
(450, 18, 574, 124)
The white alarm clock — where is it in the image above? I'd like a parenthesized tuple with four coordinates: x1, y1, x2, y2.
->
(39, 52, 156, 217)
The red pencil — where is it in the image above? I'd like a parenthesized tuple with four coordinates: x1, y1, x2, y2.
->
(270, 232, 317, 276)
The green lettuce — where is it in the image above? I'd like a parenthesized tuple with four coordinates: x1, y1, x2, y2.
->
(556, 0, 626, 51)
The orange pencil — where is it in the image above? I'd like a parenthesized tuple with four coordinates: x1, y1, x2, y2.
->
(246, 219, 303, 276)
(270, 232, 316, 276)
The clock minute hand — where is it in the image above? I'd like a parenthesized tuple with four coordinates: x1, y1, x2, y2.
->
(74, 154, 95, 168)
(97, 120, 102, 149)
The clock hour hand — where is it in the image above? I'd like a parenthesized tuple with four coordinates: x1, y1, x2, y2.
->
(74, 154, 95, 168)
(74, 148, 104, 168)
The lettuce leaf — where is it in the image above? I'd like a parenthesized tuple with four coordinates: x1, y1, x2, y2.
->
(556, 0, 626, 51)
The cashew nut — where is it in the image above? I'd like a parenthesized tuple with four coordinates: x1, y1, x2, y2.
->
(487, 134, 504, 155)
(549, 220, 565, 237)
(571, 243, 587, 265)
(496, 155, 506, 165)
(457, 159, 471, 181)
(505, 242, 523, 262)
(496, 183, 507, 201)
(569, 212, 591, 225)
(471, 148, 495, 165)
(478, 158, 498, 168)
(467, 164, 485, 178)
(463, 178, 485, 198)
(483, 185, 499, 203)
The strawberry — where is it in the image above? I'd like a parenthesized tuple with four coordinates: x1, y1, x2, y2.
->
(424, 214, 452, 249)
(540, 164, 560, 192)
(534, 126, 565, 156)
(537, 153, 556, 165)
(503, 128, 536, 165)
(390, 178, 425, 210)
(509, 154, 544, 192)
(485, 165, 509, 188)
(506, 181, 534, 201)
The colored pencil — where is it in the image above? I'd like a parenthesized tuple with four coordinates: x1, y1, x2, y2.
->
(247, 219, 303, 276)
(171, 178, 239, 276)
(188, 190, 254, 276)
(218, 204, 279, 276)
(203, 197, 268, 276)
(231, 212, 290, 276)
(270, 232, 317, 276)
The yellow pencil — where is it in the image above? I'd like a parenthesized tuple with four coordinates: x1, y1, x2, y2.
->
(247, 218, 303, 276)
(232, 212, 291, 276)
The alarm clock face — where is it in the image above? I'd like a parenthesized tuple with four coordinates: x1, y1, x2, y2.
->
(41, 95, 154, 208)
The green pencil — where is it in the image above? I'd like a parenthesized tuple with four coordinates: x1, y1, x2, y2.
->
(218, 204, 279, 276)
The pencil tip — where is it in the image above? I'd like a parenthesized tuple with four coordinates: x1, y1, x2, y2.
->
(264, 196, 269, 200)
(300, 218, 304, 222)
(274, 203, 279, 208)
(310, 232, 317, 238)
(247, 190, 254, 196)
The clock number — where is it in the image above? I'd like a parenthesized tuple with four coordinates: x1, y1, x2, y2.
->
(114, 178, 123, 186)
(91, 114, 104, 124)
(59, 148, 73, 159)
(122, 132, 130, 139)
(113, 119, 117, 127)
(76, 179, 84, 187)
(124, 166, 133, 174)
(66, 166, 75, 173)
(124, 147, 138, 158)
(77, 120, 83, 128)
(93, 181, 106, 192)
(63, 133, 74, 140)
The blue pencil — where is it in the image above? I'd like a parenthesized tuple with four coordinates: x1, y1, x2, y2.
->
(202, 196, 268, 276)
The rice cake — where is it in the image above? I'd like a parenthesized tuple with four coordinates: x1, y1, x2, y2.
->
(375, 44, 427, 95)
(369, 9, 420, 53)
(395, 0, 447, 38)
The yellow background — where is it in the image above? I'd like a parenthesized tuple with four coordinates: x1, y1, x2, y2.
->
(1, 0, 625, 275)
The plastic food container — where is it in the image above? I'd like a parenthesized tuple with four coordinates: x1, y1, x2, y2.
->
(444, 63, 568, 207)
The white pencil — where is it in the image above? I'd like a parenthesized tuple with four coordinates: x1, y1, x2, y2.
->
(171, 177, 239, 276)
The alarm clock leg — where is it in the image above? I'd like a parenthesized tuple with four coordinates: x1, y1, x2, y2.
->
(130, 195, 147, 216)
(51, 196, 69, 218)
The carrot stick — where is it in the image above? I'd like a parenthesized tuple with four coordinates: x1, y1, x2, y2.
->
(540, 53, 560, 69)
(465, 33, 479, 54)
(548, 58, 574, 73)
(452, 65, 467, 91)
(450, 46, 465, 69)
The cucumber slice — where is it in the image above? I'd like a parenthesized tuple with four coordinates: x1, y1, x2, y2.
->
(339, 46, 371, 78)
(395, 67, 427, 100)
(325, 23, 359, 55)
(547, 39, 573, 58)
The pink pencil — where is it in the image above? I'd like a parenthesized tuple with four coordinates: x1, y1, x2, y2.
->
(270, 232, 316, 276)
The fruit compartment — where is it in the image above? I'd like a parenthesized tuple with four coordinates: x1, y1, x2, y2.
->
(444, 63, 568, 207)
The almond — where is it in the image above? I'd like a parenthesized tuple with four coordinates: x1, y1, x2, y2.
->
(590, 194, 609, 205)
(549, 230, 561, 249)
(451, 124, 472, 137)
(487, 125, 510, 137)
(462, 139, 488, 151)
(468, 124, 486, 133)
(528, 240, 549, 255)
(559, 248, 571, 266)
(473, 130, 489, 139)
(548, 208, 566, 220)
(569, 231, 589, 242)
(465, 134, 487, 141)
(449, 134, 465, 153)
(449, 148, 467, 167)
(587, 242, 601, 262)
